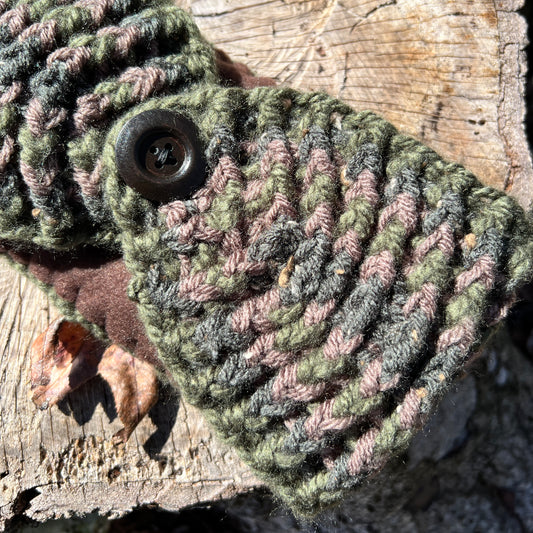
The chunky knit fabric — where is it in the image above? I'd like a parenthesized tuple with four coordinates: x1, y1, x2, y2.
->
(1, 0, 533, 518)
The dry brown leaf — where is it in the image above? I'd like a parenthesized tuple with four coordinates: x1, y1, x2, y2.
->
(98, 344, 159, 444)
(30, 318, 159, 442)
(30, 318, 105, 409)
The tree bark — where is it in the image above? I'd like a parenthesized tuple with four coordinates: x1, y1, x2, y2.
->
(1, 0, 531, 527)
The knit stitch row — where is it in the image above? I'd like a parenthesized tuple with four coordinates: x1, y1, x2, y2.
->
(101, 88, 533, 515)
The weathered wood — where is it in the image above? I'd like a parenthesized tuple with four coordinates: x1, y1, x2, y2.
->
(184, 0, 532, 208)
(0, 260, 258, 526)
(1, 0, 531, 527)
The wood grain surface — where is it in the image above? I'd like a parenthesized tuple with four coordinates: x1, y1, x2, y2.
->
(183, 0, 532, 207)
(1, 0, 531, 526)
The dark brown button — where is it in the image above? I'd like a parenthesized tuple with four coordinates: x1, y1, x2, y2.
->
(115, 109, 205, 202)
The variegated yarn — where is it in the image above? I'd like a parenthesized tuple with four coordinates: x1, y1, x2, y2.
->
(1, 0, 532, 517)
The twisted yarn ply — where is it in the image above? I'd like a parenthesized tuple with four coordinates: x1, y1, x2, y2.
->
(0, 0, 532, 517)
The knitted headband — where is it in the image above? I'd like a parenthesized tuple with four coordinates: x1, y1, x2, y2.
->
(1, 0, 533, 518)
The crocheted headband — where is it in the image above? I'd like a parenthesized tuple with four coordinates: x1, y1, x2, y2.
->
(1, 0, 533, 518)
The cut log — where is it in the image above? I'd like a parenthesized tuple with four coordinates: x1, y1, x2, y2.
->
(186, 0, 532, 208)
(1, 0, 531, 527)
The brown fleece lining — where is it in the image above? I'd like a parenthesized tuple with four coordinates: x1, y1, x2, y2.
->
(214, 49, 277, 89)
(5, 247, 159, 367)
(1, 51, 276, 365)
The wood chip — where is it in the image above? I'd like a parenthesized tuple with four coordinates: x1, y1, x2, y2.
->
(278, 256, 295, 288)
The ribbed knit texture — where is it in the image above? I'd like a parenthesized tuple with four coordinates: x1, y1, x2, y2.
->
(1, 0, 533, 517)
